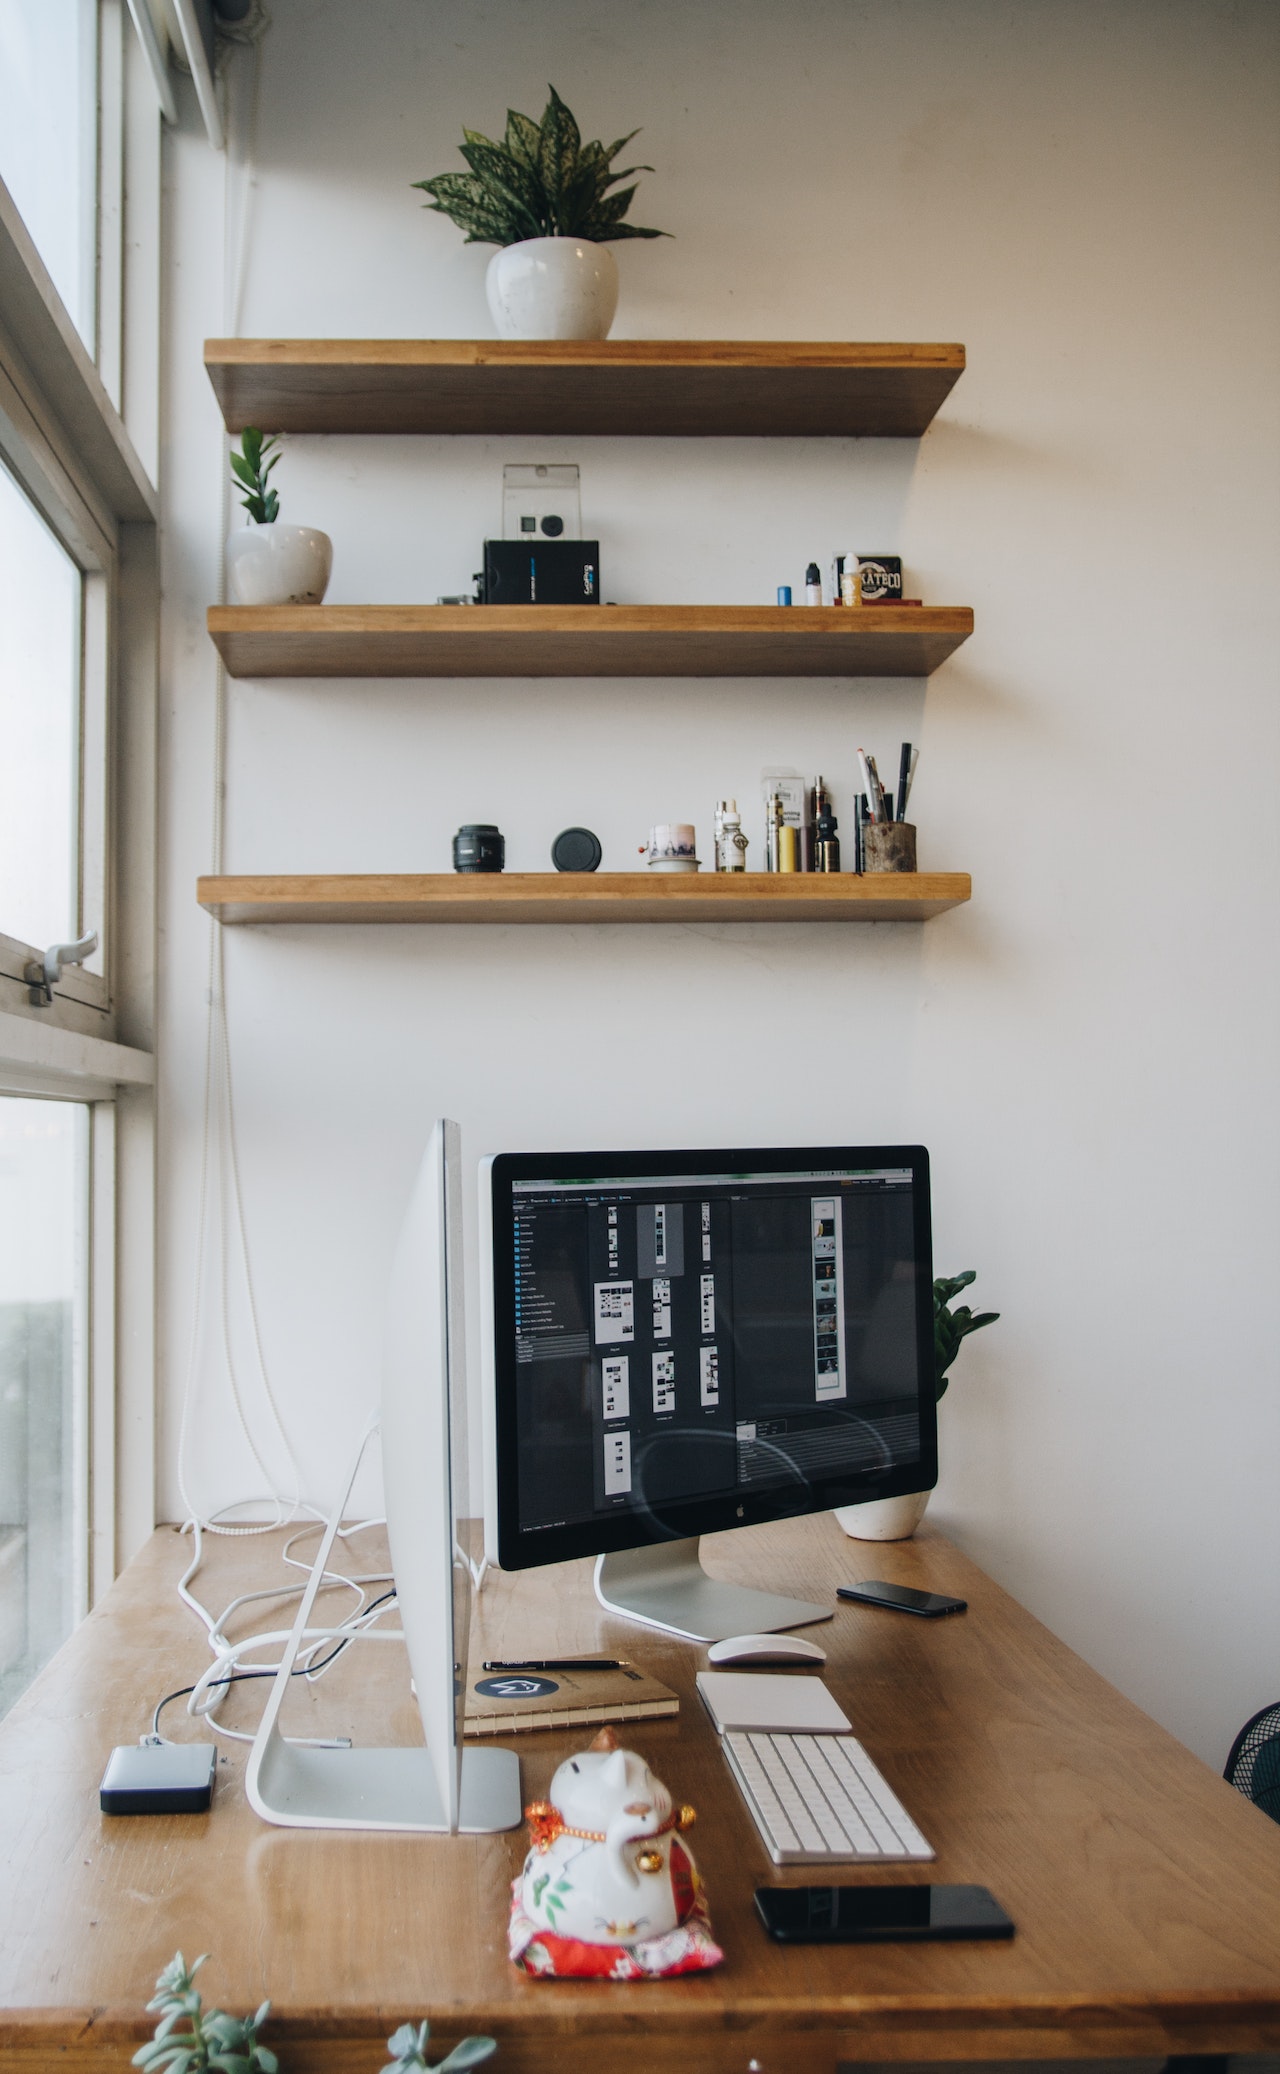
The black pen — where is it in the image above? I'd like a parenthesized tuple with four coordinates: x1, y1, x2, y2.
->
(896, 742, 912, 822)
(481, 1658, 625, 1672)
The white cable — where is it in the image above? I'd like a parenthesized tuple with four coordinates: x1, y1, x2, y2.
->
(176, 10, 311, 1540)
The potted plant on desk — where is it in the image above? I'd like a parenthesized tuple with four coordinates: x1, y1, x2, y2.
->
(836, 1271, 1000, 1542)
(413, 85, 668, 340)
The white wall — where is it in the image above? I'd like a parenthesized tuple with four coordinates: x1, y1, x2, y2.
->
(157, 0, 1280, 1768)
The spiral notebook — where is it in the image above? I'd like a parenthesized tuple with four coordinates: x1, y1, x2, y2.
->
(463, 1660, 679, 1738)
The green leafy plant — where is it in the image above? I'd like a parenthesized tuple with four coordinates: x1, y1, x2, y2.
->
(934, 1272, 999, 1402)
(134, 1959, 496, 2074)
(133, 1954, 276, 2074)
(381, 2020, 496, 2074)
(412, 85, 667, 247)
(229, 427, 280, 525)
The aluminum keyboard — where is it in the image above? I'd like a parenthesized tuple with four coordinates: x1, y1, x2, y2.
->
(721, 1729, 935, 1865)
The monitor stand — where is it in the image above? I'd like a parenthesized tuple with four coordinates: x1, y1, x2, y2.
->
(594, 1539, 832, 1644)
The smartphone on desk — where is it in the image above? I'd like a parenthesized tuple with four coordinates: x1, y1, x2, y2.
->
(755, 1883, 1014, 1944)
(837, 1580, 967, 1618)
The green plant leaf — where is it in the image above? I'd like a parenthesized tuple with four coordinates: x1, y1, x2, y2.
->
(933, 1272, 998, 1393)
(387, 2024, 422, 2061)
(581, 184, 642, 230)
(503, 109, 542, 169)
(413, 173, 519, 244)
(599, 129, 642, 168)
(537, 86, 580, 231)
(435, 2041, 497, 2072)
(592, 220, 668, 240)
(457, 140, 544, 237)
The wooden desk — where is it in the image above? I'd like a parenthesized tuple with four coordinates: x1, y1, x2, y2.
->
(1, 1518, 1278, 2074)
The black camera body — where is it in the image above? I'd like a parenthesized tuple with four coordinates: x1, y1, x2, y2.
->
(481, 539, 600, 606)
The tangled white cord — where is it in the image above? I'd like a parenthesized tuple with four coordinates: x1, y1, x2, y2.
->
(167, 1514, 401, 1744)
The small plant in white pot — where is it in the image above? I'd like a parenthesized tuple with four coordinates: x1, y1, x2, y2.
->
(836, 1272, 1000, 1542)
(225, 428, 333, 607)
(413, 86, 668, 341)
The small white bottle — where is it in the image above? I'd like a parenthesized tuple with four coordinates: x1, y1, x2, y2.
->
(804, 561, 823, 606)
(715, 799, 749, 873)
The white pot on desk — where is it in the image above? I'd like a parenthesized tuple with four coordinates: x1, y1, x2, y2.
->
(834, 1491, 930, 1541)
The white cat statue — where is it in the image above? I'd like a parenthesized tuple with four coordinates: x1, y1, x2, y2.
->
(520, 1727, 699, 1946)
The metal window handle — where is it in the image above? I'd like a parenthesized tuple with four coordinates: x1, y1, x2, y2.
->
(24, 930, 99, 1006)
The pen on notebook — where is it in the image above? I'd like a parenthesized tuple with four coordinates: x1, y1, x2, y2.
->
(481, 1658, 625, 1672)
(896, 742, 912, 822)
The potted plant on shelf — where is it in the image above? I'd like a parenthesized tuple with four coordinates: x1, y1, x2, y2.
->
(225, 428, 333, 607)
(836, 1271, 1000, 1542)
(413, 85, 668, 341)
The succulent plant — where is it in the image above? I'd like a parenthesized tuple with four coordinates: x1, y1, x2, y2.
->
(133, 1953, 276, 2074)
(934, 1272, 999, 1401)
(382, 2020, 496, 2074)
(229, 427, 280, 526)
(134, 1958, 496, 2074)
(413, 86, 667, 246)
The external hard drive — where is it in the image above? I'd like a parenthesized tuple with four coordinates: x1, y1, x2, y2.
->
(99, 1741, 216, 1814)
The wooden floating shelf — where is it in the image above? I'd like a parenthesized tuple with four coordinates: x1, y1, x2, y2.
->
(197, 872, 971, 926)
(204, 339, 965, 438)
(207, 604, 973, 680)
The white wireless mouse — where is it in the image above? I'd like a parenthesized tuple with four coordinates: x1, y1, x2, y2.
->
(706, 1631, 828, 1668)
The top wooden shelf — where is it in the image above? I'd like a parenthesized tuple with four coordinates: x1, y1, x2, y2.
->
(203, 339, 966, 438)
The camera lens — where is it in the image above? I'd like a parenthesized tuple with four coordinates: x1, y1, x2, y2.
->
(452, 824, 505, 874)
(540, 514, 565, 538)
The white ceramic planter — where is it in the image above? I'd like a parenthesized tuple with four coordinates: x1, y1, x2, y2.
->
(485, 237, 619, 341)
(834, 1491, 931, 1542)
(226, 522, 333, 606)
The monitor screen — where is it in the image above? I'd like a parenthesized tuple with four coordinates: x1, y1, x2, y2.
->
(484, 1144, 937, 1574)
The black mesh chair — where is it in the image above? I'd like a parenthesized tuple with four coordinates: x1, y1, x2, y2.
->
(1224, 1701, 1280, 1824)
(1158, 1709, 1280, 2074)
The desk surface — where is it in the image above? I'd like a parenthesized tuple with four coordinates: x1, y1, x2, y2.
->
(1, 1518, 1278, 2074)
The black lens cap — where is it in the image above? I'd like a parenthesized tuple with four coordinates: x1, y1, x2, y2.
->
(551, 826, 602, 873)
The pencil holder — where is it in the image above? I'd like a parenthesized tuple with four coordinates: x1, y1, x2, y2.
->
(863, 822, 917, 873)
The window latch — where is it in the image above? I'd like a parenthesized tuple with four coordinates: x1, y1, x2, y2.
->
(24, 931, 99, 1006)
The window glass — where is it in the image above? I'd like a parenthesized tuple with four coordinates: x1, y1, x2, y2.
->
(0, 0, 98, 351)
(0, 463, 81, 955)
(0, 1097, 88, 1720)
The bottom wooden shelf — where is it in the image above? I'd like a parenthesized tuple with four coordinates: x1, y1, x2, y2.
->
(197, 872, 971, 925)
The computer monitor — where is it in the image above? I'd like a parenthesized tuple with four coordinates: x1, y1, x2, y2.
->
(480, 1143, 937, 1643)
(246, 1120, 520, 1833)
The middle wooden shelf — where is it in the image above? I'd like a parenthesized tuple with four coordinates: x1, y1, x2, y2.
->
(207, 603, 974, 680)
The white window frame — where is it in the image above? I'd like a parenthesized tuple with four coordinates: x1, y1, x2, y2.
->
(0, 2, 161, 1596)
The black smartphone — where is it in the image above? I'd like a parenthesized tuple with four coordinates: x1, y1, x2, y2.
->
(754, 1883, 1014, 1944)
(837, 1580, 967, 1618)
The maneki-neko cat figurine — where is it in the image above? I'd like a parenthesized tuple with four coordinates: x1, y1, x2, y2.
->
(520, 1728, 700, 1947)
